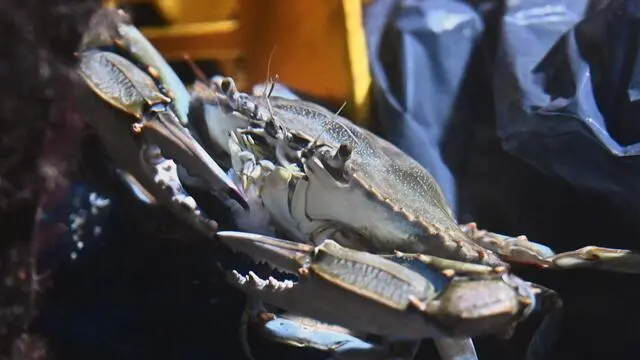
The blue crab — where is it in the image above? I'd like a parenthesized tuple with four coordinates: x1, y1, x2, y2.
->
(72, 7, 640, 360)
(188, 75, 639, 359)
(199, 75, 638, 274)
(73, 7, 248, 236)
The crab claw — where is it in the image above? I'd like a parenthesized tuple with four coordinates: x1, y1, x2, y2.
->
(261, 315, 479, 360)
(217, 231, 311, 274)
(217, 232, 543, 342)
(259, 313, 411, 360)
(139, 109, 248, 209)
(217, 231, 449, 339)
(75, 49, 247, 239)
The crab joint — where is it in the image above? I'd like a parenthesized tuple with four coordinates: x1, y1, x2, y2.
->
(131, 122, 143, 134)
(493, 266, 508, 274)
(297, 267, 310, 279)
(258, 312, 277, 323)
(441, 269, 456, 278)
(408, 295, 427, 312)
(517, 296, 533, 306)
(146, 65, 160, 79)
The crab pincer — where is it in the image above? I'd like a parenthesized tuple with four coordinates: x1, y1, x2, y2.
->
(74, 9, 248, 236)
(217, 231, 555, 341)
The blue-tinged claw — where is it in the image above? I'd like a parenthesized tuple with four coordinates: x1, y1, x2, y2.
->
(140, 109, 249, 209)
(76, 7, 248, 229)
(79, 8, 191, 126)
(260, 313, 402, 360)
(218, 231, 450, 339)
(217, 232, 543, 341)
(217, 231, 312, 274)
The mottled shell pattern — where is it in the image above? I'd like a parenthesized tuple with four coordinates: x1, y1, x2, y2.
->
(246, 95, 504, 267)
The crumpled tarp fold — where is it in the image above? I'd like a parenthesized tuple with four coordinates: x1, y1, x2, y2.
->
(366, 0, 640, 216)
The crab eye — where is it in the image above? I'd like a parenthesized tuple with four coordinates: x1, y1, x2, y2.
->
(220, 77, 236, 96)
(314, 143, 352, 183)
(337, 144, 352, 160)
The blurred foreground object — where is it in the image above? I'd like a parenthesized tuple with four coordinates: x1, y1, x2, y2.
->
(0, 0, 101, 359)
(104, 0, 373, 126)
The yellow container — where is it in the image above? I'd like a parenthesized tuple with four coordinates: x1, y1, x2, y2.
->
(103, 0, 372, 126)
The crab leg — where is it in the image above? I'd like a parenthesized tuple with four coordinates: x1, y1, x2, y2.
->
(219, 231, 424, 338)
(218, 231, 485, 360)
(217, 231, 544, 339)
(461, 222, 640, 274)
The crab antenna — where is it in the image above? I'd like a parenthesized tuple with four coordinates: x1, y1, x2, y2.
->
(308, 101, 355, 150)
(333, 103, 359, 145)
(262, 46, 285, 132)
(268, 74, 279, 99)
(264, 47, 277, 101)
(335, 101, 348, 117)
(183, 53, 209, 84)
(265, 46, 278, 95)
